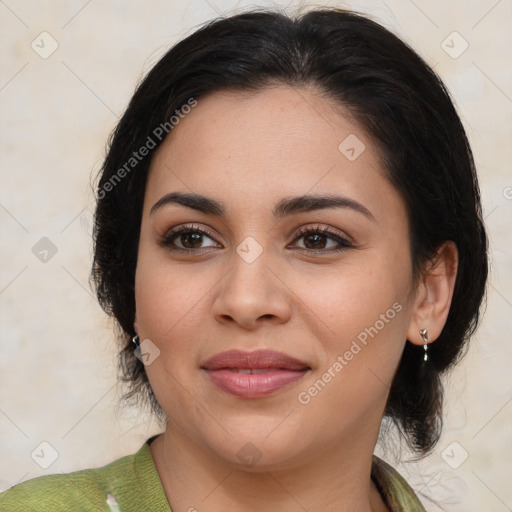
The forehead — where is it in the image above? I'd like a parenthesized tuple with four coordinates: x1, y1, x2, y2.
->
(145, 86, 402, 223)
(153, 85, 371, 165)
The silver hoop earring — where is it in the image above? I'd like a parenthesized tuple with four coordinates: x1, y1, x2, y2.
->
(419, 329, 429, 362)
(132, 335, 140, 348)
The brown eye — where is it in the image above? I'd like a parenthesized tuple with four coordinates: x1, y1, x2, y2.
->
(303, 233, 328, 249)
(179, 232, 204, 248)
(290, 226, 353, 253)
(160, 226, 220, 251)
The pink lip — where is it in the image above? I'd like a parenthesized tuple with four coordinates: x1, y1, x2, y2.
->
(201, 349, 310, 398)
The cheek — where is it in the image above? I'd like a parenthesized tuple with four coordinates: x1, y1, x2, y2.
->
(133, 246, 233, 396)
(133, 259, 209, 406)
(293, 255, 413, 403)
(136, 264, 209, 335)
(295, 271, 409, 425)
(297, 257, 410, 341)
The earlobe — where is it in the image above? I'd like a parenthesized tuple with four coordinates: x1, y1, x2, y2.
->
(407, 241, 459, 346)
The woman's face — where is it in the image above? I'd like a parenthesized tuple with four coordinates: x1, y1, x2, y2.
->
(135, 86, 419, 470)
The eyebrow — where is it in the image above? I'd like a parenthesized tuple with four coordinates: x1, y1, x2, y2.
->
(150, 192, 375, 221)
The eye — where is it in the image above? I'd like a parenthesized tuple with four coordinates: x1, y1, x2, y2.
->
(160, 224, 221, 251)
(159, 224, 352, 253)
(289, 225, 353, 253)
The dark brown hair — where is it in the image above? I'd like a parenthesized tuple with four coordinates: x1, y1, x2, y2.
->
(91, 8, 488, 455)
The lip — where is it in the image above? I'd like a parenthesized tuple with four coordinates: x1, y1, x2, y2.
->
(201, 349, 310, 398)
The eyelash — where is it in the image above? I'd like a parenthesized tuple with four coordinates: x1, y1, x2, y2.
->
(160, 223, 354, 255)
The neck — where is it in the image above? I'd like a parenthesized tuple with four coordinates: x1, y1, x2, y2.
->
(150, 426, 389, 512)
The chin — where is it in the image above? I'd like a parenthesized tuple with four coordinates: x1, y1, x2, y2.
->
(201, 429, 311, 473)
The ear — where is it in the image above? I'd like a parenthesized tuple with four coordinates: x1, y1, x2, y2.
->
(406, 241, 458, 346)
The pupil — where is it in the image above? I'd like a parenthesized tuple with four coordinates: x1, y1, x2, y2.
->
(305, 234, 326, 249)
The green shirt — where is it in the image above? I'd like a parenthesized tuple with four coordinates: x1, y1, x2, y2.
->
(0, 438, 425, 511)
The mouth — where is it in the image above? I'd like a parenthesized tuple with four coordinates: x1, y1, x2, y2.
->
(225, 368, 289, 374)
(201, 349, 310, 398)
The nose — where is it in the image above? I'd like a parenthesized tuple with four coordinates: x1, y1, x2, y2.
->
(212, 248, 292, 330)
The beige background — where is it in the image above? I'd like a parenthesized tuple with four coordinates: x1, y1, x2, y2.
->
(0, 0, 511, 510)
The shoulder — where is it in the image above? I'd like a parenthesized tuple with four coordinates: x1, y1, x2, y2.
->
(371, 456, 426, 512)
(0, 469, 112, 512)
(0, 443, 151, 512)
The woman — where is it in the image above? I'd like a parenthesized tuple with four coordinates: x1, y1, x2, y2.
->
(0, 7, 487, 512)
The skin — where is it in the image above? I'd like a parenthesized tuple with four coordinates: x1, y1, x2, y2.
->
(134, 85, 458, 512)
